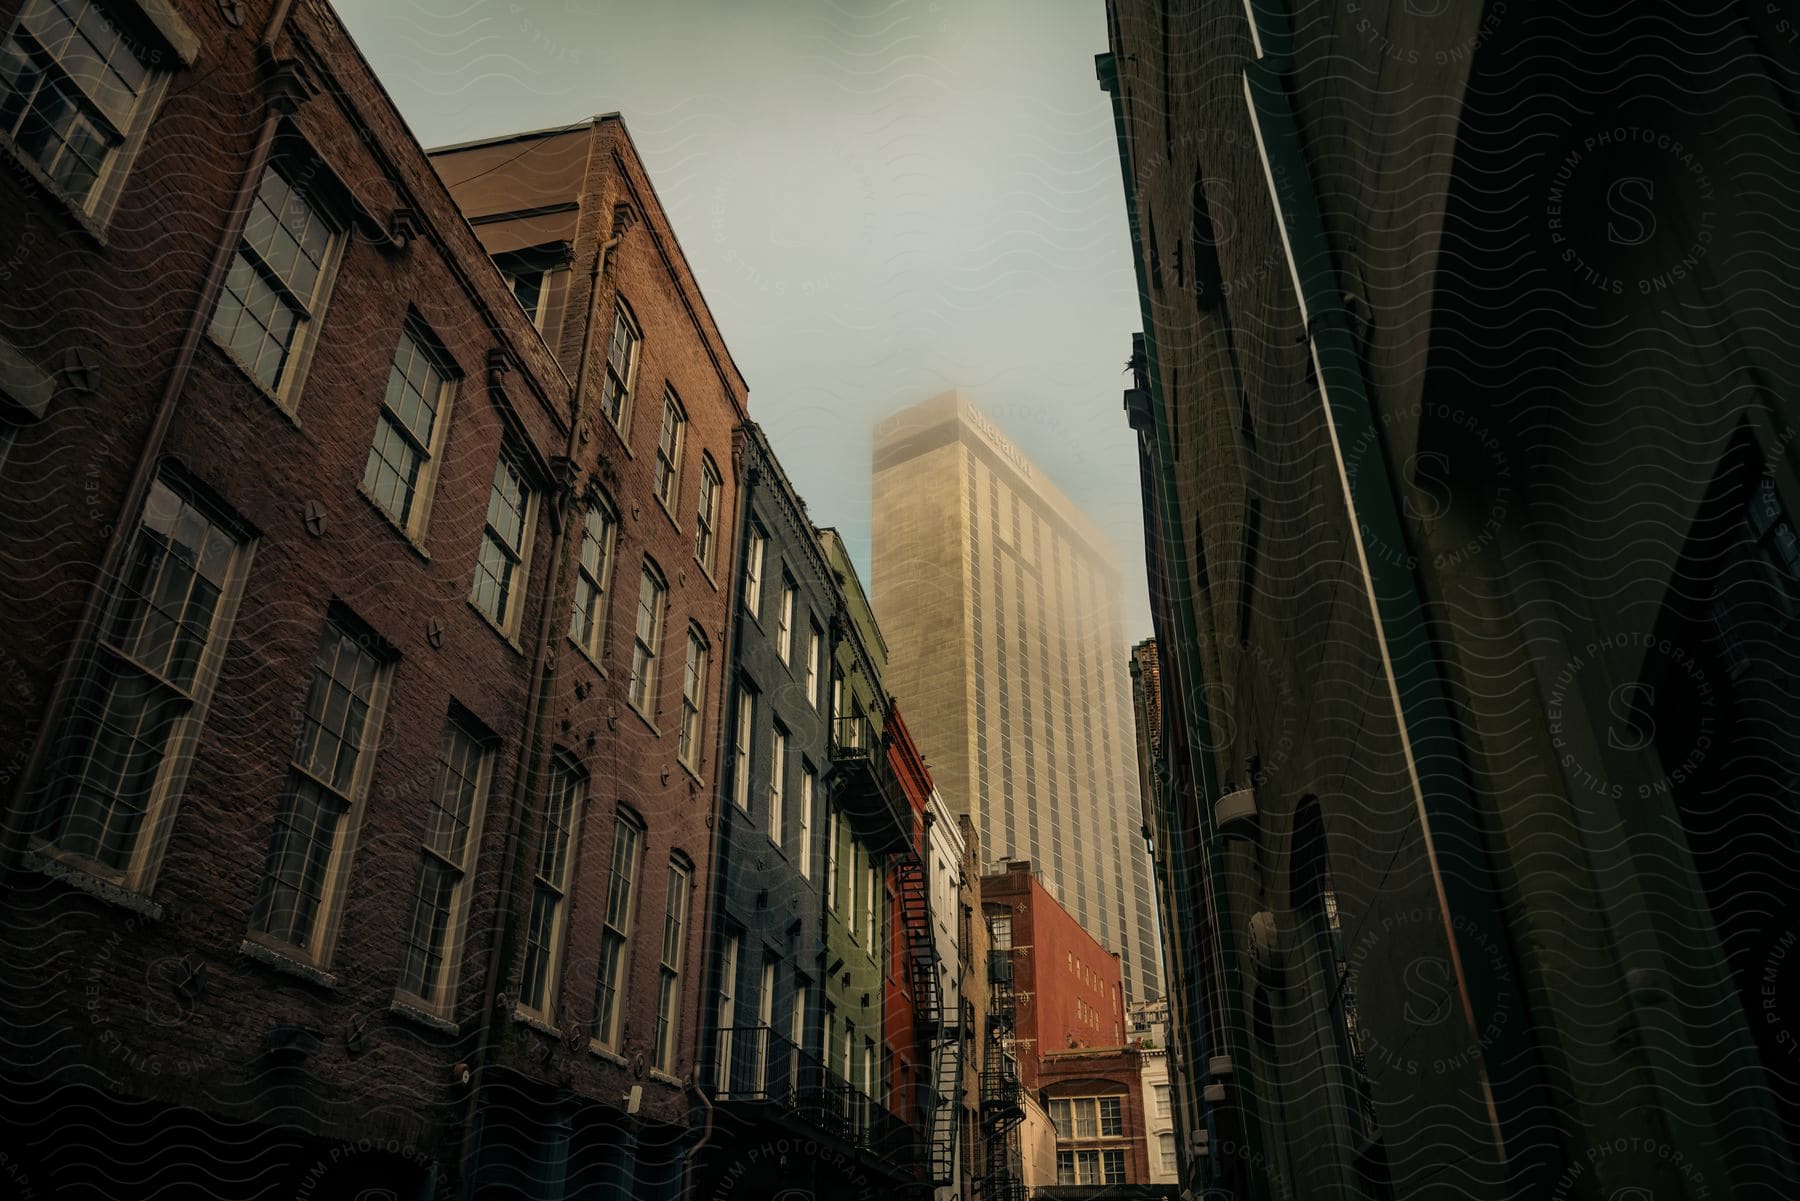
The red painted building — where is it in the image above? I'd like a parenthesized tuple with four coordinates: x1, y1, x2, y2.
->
(981, 860, 1126, 1083)
(983, 860, 1169, 1196)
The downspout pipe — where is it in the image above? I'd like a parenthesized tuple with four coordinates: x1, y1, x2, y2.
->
(1234, 14, 1557, 1194)
(460, 214, 628, 1182)
(1097, 52, 1263, 1201)
(3, 2, 304, 873)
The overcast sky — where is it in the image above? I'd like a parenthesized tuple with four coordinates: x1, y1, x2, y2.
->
(334, 0, 1151, 639)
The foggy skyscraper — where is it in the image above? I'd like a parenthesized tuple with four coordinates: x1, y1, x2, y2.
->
(872, 390, 1162, 1001)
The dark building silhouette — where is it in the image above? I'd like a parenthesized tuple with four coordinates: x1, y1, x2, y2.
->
(1101, 1, 1800, 1198)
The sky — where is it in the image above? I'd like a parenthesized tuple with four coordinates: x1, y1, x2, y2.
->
(334, 0, 1152, 639)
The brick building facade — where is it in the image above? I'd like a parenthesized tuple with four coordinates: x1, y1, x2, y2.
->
(980, 861, 1169, 1199)
(980, 861, 1126, 1085)
(0, 1, 744, 1196)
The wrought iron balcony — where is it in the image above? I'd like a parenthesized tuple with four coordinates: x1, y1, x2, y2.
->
(703, 1026, 919, 1169)
(828, 715, 913, 855)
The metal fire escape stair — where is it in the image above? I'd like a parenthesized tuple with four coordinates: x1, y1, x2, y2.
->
(977, 947, 1026, 1201)
(896, 856, 961, 1187)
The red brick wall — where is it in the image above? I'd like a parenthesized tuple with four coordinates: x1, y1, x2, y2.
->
(0, 0, 567, 1162)
(0, 0, 748, 1181)
(1035, 1047, 1154, 1186)
(983, 861, 1127, 1081)
(475, 114, 748, 1130)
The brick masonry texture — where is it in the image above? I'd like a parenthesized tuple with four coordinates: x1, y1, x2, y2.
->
(0, 0, 742, 1192)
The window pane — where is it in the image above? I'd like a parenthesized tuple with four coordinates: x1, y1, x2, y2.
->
(0, 0, 147, 209)
(474, 454, 531, 626)
(602, 307, 638, 425)
(294, 625, 380, 793)
(654, 394, 683, 505)
(570, 502, 615, 651)
(398, 853, 457, 1001)
(254, 775, 344, 949)
(520, 758, 583, 1014)
(400, 721, 488, 1003)
(364, 329, 444, 529)
(51, 481, 239, 870)
(629, 568, 665, 709)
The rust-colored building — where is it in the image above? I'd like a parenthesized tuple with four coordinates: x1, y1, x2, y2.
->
(982, 861, 1169, 1198)
(981, 860, 1126, 1083)
(884, 705, 933, 1119)
(0, 1, 743, 1196)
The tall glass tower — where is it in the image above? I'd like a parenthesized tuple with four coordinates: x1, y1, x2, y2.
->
(872, 390, 1162, 1001)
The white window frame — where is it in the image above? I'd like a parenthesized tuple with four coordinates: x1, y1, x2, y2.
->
(731, 687, 753, 812)
(568, 497, 618, 659)
(362, 320, 455, 541)
(517, 754, 585, 1020)
(864, 856, 879, 953)
(805, 624, 822, 707)
(1051, 1095, 1126, 1140)
(756, 956, 776, 1090)
(494, 246, 564, 333)
(592, 813, 644, 1051)
(39, 476, 249, 891)
(717, 930, 740, 1096)
(776, 577, 796, 664)
(471, 446, 539, 637)
(742, 526, 765, 620)
(628, 562, 667, 717)
(790, 976, 809, 1081)
(797, 768, 814, 880)
(601, 300, 641, 433)
(250, 617, 392, 964)
(768, 725, 786, 847)
(0, 0, 181, 225)
(678, 630, 708, 770)
(207, 158, 345, 407)
(654, 858, 691, 1074)
(695, 454, 722, 575)
(653, 388, 685, 513)
(848, 841, 860, 938)
(825, 800, 840, 911)
(396, 714, 492, 1014)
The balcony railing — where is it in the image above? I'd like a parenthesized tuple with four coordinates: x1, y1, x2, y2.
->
(704, 1026, 918, 1168)
(828, 715, 912, 855)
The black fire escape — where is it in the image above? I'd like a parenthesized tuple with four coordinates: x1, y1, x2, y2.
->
(896, 850, 962, 1189)
(978, 945, 1027, 1201)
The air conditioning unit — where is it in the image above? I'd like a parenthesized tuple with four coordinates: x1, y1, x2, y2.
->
(1214, 787, 1256, 832)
